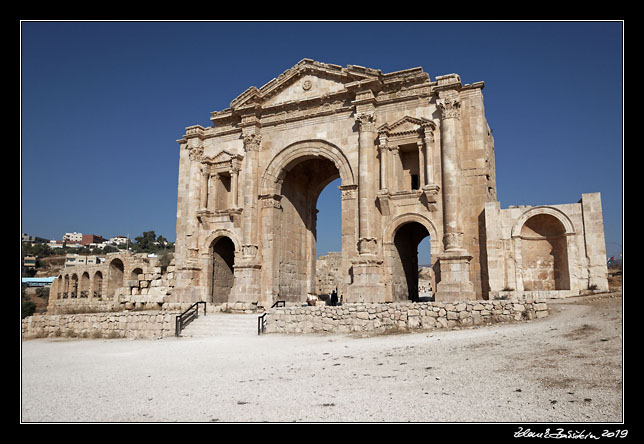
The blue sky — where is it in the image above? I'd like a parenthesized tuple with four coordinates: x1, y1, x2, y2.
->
(20, 21, 623, 263)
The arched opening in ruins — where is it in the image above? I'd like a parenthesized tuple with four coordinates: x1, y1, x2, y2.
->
(391, 221, 433, 301)
(71, 274, 78, 298)
(277, 156, 342, 303)
(80, 272, 90, 298)
(210, 236, 235, 304)
(107, 258, 124, 299)
(93, 271, 103, 299)
(519, 213, 570, 291)
(63, 275, 69, 298)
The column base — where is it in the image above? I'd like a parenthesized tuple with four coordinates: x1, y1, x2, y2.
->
(435, 250, 476, 302)
(229, 261, 262, 304)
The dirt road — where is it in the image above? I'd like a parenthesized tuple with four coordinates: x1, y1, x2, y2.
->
(20, 293, 623, 423)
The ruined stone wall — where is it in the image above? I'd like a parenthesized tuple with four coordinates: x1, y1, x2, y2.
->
(483, 193, 609, 299)
(22, 311, 179, 339)
(264, 299, 548, 334)
(47, 252, 176, 314)
(316, 252, 343, 295)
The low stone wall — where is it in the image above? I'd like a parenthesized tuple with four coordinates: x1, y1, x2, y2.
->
(22, 311, 180, 340)
(264, 300, 549, 334)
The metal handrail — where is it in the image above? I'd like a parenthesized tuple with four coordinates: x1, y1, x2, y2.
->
(175, 301, 207, 337)
(257, 300, 285, 335)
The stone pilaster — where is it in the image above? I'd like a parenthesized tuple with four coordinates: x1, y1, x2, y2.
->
(349, 112, 384, 302)
(356, 112, 379, 256)
(435, 92, 475, 301)
(229, 129, 263, 304)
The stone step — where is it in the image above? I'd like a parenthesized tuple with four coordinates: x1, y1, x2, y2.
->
(179, 313, 260, 337)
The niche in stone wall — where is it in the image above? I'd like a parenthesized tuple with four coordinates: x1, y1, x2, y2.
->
(520, 214, 570, 291)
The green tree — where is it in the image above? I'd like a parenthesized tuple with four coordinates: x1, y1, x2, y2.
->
(133, 231, 157, 252)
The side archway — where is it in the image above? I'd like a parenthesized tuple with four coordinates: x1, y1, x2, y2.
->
(511, 207, 575, 292)
(202, 230, 239, 305)
(383, 213, 440, 302)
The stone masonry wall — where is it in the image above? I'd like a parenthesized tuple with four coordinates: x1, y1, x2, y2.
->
(264, 300, 548, 334)
(22, 311, 179, 339)
(316, 252, 343, 295)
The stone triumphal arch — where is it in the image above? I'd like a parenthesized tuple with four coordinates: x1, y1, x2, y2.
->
(172, 59, 609, 309)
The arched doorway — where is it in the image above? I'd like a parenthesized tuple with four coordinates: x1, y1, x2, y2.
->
(211, 236, 235, 304)
(277, 156, 341, 303)
(519, 213, 570, 291)
(80, 272, 90, 298)
(261, 141, 354, 305)
(391, 222, 432, 301)
(93, 271, 103, 299)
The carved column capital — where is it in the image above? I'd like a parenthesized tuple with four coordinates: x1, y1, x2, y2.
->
(259, 193, 283, 209)
(437, 97, 461, 120)
(422, 128, 435, 144)
(356, 112, 377, 132)
(339, 184, 358, 200)
(189, 145, 203, 161)
(243, 134, 262, 152)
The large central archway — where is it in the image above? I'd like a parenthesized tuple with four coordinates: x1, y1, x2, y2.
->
(260, 140, 355, 304)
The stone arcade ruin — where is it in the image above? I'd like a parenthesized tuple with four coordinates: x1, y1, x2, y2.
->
(170, 59, 609, 309)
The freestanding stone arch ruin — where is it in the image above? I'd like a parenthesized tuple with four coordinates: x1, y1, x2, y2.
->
(172, 59, 609, 308)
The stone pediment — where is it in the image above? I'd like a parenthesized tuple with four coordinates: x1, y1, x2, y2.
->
(378, 116, 435, 138)
(229, 59, 382, 110)
(202, 149, 243, 169)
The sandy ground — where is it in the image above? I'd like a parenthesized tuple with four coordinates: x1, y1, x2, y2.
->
(20, 293, 623, 424)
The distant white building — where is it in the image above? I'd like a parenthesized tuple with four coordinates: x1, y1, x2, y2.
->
(63, 232, 83, 243)
(65, 254, 103, 267)
(109, 236, 129, 246)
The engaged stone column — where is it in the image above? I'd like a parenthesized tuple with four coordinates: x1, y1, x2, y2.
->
(390, 145, 402, 191)
(378, 143, 387, 190)
(435, 93, 475, 301)
(423, 130, 434, 184)
(356, 112, 378, 255)
(348, 112, 384, 303)
(242, 133, 261, 248)
(417, 141, 426, 187)
(199, 167, 209, 210)
(230, 132, 262, 305)
(437, 96, 463, 251)
(230, 167, 239, 208)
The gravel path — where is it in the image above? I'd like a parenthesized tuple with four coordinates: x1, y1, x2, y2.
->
(20, 294, 623, 423)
